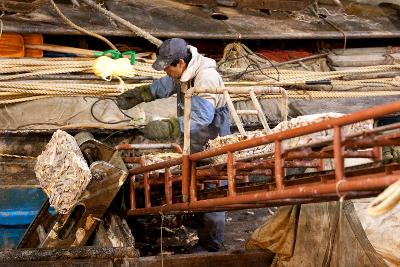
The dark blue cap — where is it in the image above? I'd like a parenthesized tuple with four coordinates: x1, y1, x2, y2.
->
(152, 38, 188, 71)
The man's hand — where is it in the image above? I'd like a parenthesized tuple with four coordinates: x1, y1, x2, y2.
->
(143, 118, 180, 140)
(116, 84, 154, 110)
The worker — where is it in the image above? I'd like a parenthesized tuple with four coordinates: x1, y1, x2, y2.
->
(116, 38, 230, 252)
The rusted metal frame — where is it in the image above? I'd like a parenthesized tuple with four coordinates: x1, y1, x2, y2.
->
(130, 175, 136, 209)
(126, 172, 399, 216)
(190, 162, 197, 202)
(198, 175, 251, 181)
(227, 152, 237, 196)
(124, 156, 151, 208)
(129, 157, 182, 175)
(195, 159, 319, 178)
(116, 143, 182, 153)
(190, 100, 400, 162)
(235, 158, 321, 169)
(127, 100, 400, 213)
(285, 149, 375, 159)
(127, 163, 399, 215)
(373, 146, 382, 161)
(234, 123, 400, 164)
(136, 176, 182, 187)
(320, 131, 400, 151)
(126, 191, 379, 215)
(282, 122, 400, 155)
(197, 168, 273, 177)
(140, 157, 151, 208)
(333, 126, 345, 181)
(164, 168, 173, 205)
(125, 156, 143, 210)
(123, 156, 142, 164)
(274, 140, 284, 190)
(345, 131, 400, 148)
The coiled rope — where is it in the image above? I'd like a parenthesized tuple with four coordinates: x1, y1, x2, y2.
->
(0, 57, 399, 104)
(367, 180, 400, 216)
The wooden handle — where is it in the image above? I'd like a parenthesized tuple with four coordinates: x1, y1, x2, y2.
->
(24, 43, 100, 57)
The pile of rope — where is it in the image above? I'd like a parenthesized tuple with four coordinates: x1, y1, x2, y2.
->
(0, 58, 164, 105)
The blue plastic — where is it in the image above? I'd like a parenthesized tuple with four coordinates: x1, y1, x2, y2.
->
(0, 187, 48, 248)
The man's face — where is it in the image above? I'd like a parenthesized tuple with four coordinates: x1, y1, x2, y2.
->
(164, 59, 186, 79)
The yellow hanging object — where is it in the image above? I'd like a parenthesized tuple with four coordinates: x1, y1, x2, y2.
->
(92, 56, 134, 82)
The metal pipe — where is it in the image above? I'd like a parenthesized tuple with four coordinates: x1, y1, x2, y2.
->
(123, 156, 143, 164)
(164, 168, 172, 205)
(190, 162, 197, 202)
(143, 177, 150, 208)
(227, 152, 237, 196)
(126, 173, 398, 216)
(334, 126, 345, 181)
(129, 157, 182, 175)
(182, 155, 191, 202)
(130, 175, 136, 209)
(274, 140, 284, 190)
(285, 150, 375, 159)
(190, 100, 400, 161)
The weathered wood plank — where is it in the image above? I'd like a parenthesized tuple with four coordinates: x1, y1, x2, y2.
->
(0, 160, 38, 186)
(1, 0, 399, 39)
(332, 47, 400, 56)
(328, 53, 400, 67)
(136, 249, 274, 267)
(0, 248, 272, 267)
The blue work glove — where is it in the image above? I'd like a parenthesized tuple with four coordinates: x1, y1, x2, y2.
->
(143, 118, 180, 140)
(116, 84, 154, 110)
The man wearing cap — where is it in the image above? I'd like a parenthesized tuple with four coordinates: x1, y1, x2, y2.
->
(117, 38, 230, 252)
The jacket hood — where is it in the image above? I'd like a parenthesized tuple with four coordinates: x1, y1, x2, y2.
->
(180, 46, 217, 83)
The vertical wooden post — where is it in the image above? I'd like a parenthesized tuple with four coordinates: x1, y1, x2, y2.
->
(182, 92, 192, 203)
(224, 89, 246, 136)
(249, 89, 271, 133)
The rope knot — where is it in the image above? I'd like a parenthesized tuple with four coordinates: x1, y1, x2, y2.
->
(93, 56, 135, 83)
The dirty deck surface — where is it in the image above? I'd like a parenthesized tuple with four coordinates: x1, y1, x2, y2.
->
(224, 208, 273, 250)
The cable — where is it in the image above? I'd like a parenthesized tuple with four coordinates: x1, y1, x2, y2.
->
(90, 98, 137, 125)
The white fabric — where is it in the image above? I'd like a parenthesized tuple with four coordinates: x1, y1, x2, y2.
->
(180, 46, 226, 108)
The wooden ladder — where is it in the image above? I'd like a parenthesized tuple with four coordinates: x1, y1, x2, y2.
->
(223, 89, 271, 135)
